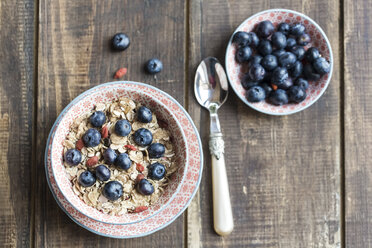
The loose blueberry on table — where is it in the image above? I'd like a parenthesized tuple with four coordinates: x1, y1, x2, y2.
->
(145, 58, 163, 74)
(112, 33, 130, 51)
(231, 20, 331, 106)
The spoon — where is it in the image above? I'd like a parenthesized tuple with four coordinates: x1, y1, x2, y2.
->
(194, 57, 234, 236)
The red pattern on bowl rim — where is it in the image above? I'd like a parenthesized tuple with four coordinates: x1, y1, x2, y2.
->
(45, 81, 203, 238)
(225, 9, 333, 115)
(49, 83, 189, 224)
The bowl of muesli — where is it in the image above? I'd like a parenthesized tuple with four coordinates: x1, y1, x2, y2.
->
(48, 82, 189, 225)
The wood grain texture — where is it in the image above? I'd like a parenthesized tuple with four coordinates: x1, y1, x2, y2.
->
(187, 0, 341, 247)
(344, 0, 372, 247)
(0, 0, 35, 247)
(35, 0, 186, 246)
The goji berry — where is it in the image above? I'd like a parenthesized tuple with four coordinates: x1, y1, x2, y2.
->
(76, 139, 84, 150)
(133, 206, 148, 213)
(101, 126, 109, 139)
(271, 84, 278, 90)
(136, 163, 144, 172)
(86, 156, 98, 167)
(124, 144, 136, 151)
(114, 67, 127, 79)
(136, 174, 145, 182)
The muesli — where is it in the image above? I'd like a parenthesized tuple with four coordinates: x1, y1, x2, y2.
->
(62, 97, 177, 215)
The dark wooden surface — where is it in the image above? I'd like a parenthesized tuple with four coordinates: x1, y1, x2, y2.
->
(0, 0, 370, 247)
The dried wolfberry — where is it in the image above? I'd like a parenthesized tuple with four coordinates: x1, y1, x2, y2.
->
(86, 156, 98, 167)
(101, 125, 109, 139)
(76, 139, 84, 150)
(136, 163, 144, 172)
(124, 144, 136, 151)
(271, 84, 278, 90)
(133, 206, 148, 213)
(114, 67, 127, 79)
(136, 174, 145, 182)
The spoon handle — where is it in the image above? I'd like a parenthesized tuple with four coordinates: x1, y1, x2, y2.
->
(209, 133, 234, 236)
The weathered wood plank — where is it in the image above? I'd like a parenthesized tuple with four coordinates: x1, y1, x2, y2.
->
(0, 0, 35, 247)
(344, 1, 372, 247)
(35, 0, 186, 246)
(187, 1, 341, 247)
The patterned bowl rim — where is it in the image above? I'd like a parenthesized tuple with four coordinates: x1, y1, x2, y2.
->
(44, 81, 204, 238)
(47, 82, 189, 225)
(225, 8, 334, 115)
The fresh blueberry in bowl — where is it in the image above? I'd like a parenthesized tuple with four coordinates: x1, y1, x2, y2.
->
(133, 128, 153, 146)
(305, 47, 320, 62)
(246, 86, 266, 102)
(276, 77, 293, 90)
(112, 33, 130, 51)
(286, 38, 297, 49)
(297, 33, 311, 46)
(241, 75, 259, 90)
(294, 78, 309, 90)
(103, 181, 123, 201)
(289, 46, 305, 60)
(64, 149, 82, 166)
(148, 162, 166, 180)
(248, 32, 260, 47)
(256, 20, 275, 38)
(277, 22, 290, 35)
(148, 143, 165, 158)
(271, 67, 289, 85)
(288, 85, 307, 103)
(115, 119, 132, 137)
(261, 55, 278, 71)
(313, 57, 331, 75)
(115, 153, 132, 170)
(90, 111, 106, 127)
(137, 106, 153, 123)
(95, 164, 111, 181)
(259, 82, 273, 96)
(248, 55, 262, 67)
(268, 89, 289, 105)
(137, 179, 154, 195)
(290, 23, 306, 37)
(103, 148, 117, 165)
(248, 64, 266, 82)
(235, 46, 252, 63)
(272, 49, 286, 59)
(232, 31, 251, 47)
(146, 58, 163, 74)
(289, 60, 303, 79)
(303, 64, 321, 81)
(278, 52, 297, 69)
(83, 128, 101, 147)
(258, 39, 272, 56)
(271, 32, 287, 49)
(79, 171, 96, 187)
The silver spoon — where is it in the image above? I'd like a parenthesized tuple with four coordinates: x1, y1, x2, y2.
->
(194, 57, 234, 236)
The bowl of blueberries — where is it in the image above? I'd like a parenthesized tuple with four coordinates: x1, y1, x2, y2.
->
(225, 9, 333, 115)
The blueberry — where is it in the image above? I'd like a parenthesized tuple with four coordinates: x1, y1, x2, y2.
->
(78, 171, 96, 187)
(148, 143, 165, 158)
(115, 119, 132, 137)
(235, 46, 252, 63)
(288, 86, 307, 103)
(277, 22, 290, 35)
(64, 149, 82, 166)
(272, 49, 286, 59)
(290, 23, 306, 37)
(258, 39, 272, 56)
(276, 77, 293, 90)
(247, 32, 260, 47)
(148, 162, 166, 180)
(137, 106, 152, 123)
(286, 38, 297, 49)
(248, 55, 263, 67)
(241, 74, 259, 90)
(133, 128, 153, 146)
(261, 55, 278, 71)
(103, 138, 111, 147)
(90, 111, 106, 127)
(271, 32, 287, 49)
(313, 57, 331, 75)
(146, 58, 163, 74)
(303, 64, 321, 81)
(259, 82, 273, 96)
(115, 153, 132, 170)
(103, 181, 123, 201)
(95, 165, 111, 181)
(246, 86, 266, 102)
(289, 60, 303, 79)
(294, 78, 309, 90)
(256, 20, 275, 38)
(305, 47, 320, 62)
(112, 33, 130, 51)
(103, 148, 117, 165)
(232, 31, 251, 47)
(278, 52, 297, 69)
(289, 46, 305, 60)
(248, 64, 266, 82)
(137, 179, 154, 195)
(83, 128, 101, 147)
(297, 33, 311, 46)
(268, 89, 289, 105)
(271, 67, 289, 85)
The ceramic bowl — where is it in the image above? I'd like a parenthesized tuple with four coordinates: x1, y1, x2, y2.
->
(225, 9, 333, 115)
(48, 82, 189, 224)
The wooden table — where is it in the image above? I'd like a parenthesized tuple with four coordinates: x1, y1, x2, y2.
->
(1, 0, 371, 247)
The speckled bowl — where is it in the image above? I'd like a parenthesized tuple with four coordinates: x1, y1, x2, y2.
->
(48, 82, 189, 225)
(225, 9, 333, 115)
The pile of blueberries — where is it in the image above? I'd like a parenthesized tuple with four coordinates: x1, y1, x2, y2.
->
(64, 106, 167, 201)
(232, 20, 331, 105)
